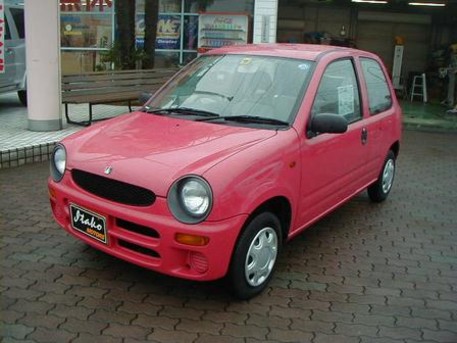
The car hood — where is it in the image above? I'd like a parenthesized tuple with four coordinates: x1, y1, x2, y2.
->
(64, 112, 277, 196)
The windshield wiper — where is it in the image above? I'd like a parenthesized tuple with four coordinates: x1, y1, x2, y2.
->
(143, 107, 220, 118)
(205, 115, 289, 126)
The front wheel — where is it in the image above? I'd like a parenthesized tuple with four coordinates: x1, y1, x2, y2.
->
(227, 212, 282, 300)
(368, 150, 396, 203)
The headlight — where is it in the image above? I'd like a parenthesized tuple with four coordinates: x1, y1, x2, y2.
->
(168, 176, 213, 224)
(50, 144, 66, 182)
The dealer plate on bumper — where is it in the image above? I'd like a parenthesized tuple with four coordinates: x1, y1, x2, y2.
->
(70, 204, 107, 244)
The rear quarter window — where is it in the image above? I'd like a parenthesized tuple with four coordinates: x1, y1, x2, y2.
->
(9, 8, 25, 39)
(360, 58, 392, 115)
(4, 11, 11, 40)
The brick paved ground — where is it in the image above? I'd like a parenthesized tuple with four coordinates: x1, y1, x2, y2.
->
(1, 130, 456, 343)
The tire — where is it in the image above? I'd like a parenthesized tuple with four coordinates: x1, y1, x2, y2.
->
(368, 150, 396, 203)
(228, 212, 282, 300)
(18, 90, 27, 106)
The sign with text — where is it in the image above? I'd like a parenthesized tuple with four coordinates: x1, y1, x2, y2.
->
(0, 0, 4, 73)
(156, 14, 181, 50)
(137, 14, 181, 50)
(60, 0, 112, 12)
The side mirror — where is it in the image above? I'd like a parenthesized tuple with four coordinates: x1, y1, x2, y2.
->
(139, 92, 152, 106)
(308, 113, 348, 137)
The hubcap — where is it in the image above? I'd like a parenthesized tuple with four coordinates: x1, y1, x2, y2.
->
(382, 159, 395, 194)
(245, 227, 278, 287)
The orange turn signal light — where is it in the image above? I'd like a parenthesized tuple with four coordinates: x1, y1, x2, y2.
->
(175, 233, 210, 246)
(48, 186, 57, 199)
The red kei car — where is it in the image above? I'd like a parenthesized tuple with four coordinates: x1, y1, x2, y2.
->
(49, 44, 402, 299)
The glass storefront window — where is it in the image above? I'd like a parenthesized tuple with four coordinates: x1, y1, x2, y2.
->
(156, 14, 181, 50)
(136, 1, 200, 66)
(60, 1, 115, 73)
(183, 52, 197, 65)
(186, 0, 255, 14)
(61, 13, 113, 49)
(160, 0, 181, 13)
(61, 50, 103, 73)
(155, 51, 180, 68)
(59, 0, 254, 73)
(184, 0, 201, 13)
(183, 15, 198, 50)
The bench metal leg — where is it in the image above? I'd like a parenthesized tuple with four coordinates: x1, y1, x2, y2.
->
(64, 102, 92, 127)
(89, 103, 93, 126)
(64, 101, 130, 127)
(64, 103, 70, 123)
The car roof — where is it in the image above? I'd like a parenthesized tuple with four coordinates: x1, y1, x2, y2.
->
(205, 43, 375, 62)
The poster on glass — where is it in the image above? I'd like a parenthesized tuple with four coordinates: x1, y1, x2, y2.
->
(198, 13, 249, 54)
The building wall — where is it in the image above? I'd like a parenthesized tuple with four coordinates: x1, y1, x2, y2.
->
(253, 0, 278, 43)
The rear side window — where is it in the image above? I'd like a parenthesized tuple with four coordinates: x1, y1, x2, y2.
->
(360, 58, 392, 115)
(10, 8, 25, 39)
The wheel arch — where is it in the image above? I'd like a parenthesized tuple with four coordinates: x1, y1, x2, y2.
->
(241, 196, 292, 243)
(390, 141, 400, 158)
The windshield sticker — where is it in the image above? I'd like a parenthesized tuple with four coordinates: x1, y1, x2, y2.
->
(298, 64, 310, 71)
(338, 85, 354, 116)
(240, 58, 252, 65)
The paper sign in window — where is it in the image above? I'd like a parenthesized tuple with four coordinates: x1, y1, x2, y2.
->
(338, 85, 354, 116)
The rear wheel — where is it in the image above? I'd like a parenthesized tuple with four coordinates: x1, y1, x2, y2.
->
(368, 150, 396, 202)
(228, 212, 282, 300)
(18, 90, 27, 106)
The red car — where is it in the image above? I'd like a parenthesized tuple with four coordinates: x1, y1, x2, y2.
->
(49, 44, 402, 299)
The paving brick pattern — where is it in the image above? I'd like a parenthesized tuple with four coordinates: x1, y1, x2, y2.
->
(1, 131, 456, 342)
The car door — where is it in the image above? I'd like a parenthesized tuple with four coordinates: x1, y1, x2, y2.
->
(293, 58, 373, 232)
(0, 5, 25, 92)
(0, 6, 15, 90)
(358, 56, 397, 180)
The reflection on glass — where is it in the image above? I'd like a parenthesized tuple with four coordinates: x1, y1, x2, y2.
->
(61, 13, 112, 48)
(155, 51, 180, 68)
(61, 51, 104, 73)
(160, 0, 181, 13)
(184, 16, 198, 50)
(184, 0, 204, 13)
(148, 54, 314, 124)
(183, 52, 198, 65)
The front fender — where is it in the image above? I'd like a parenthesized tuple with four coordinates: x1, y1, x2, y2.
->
(205, 129, 301, 223)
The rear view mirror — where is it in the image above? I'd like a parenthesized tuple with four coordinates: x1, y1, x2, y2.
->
(308, 113, 348, 137)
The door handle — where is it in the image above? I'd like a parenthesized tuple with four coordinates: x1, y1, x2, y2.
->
(361, 127, 368, 145)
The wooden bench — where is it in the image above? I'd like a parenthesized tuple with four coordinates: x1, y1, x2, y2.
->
(62, 68, 179, 126)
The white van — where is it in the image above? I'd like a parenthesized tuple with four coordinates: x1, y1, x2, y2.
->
(0, 1, 26, 105)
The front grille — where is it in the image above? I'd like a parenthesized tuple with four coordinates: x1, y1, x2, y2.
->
(72, 169, 156, 206)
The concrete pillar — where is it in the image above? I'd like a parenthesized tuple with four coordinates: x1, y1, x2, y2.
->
(25, 0, 62, 131)
(253, 0, 278, 44)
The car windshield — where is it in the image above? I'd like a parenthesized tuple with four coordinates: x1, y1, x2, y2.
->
(146, 54, 314, 126)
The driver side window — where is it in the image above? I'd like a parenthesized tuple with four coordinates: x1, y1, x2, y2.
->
(311, 59, 361, 124)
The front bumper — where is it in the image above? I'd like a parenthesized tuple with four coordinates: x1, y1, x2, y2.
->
(48, 174, 247, 281)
